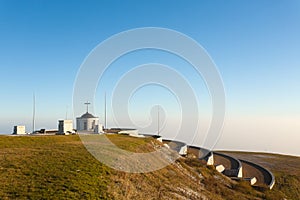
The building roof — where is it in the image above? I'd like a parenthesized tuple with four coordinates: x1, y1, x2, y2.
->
(80, 112, 96, 118)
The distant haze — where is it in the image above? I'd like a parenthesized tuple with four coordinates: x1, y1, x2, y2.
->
(0, 1, 299, 157)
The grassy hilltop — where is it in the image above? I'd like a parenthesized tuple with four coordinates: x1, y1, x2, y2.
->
(0, 135, 299, 200)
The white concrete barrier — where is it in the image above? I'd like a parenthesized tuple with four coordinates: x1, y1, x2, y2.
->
(216, 165, 225, 173)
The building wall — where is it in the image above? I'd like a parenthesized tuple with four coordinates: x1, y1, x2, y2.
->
(76, 117, 99, 131)
(58, 120, 73, 134)
(13, 126, 26, 134)
(94, 124, 104, 133)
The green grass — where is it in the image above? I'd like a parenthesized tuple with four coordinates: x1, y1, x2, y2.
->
(0, 135, 163, 199)
(0, 135, 299, 199)
(0, 135, 112, 199)
(104, 134, 156, 153)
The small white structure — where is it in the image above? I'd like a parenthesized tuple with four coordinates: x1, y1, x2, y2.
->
(245, 177, 257, 186)
(156, 137, 163, 143)
(76, 112, 102, 133)
(206, 153, 214, 166)
(216, 164, 225, 173)
(118, 129, 139, 136)
(76, 102, 103, 133)
(58, 120, 73, 135)
(238, 167, 243, 178)
(179, 145, 188, 156)
(13, 126, 26, 135)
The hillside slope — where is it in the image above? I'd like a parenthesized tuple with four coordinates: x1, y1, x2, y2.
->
(221, 151, 300, 200)
(0, 135, 298, 199)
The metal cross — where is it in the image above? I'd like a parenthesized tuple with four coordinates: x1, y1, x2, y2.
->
(84, 101, 91, 113)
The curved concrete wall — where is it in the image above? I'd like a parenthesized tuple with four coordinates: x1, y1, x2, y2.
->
(187, 146, 214, 165)
(162, 139, 187, 156)
(239, 159, 275, 189)
(143, 134, 274, 189)
(213, 152, 243, 178)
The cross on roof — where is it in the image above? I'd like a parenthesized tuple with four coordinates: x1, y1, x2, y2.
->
(84, 101, 91, 113)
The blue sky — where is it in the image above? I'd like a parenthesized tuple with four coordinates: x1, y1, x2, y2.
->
(0, 0, 299, 155)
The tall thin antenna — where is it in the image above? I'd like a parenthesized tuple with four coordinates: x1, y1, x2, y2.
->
(32, 93, 35, 133)
(66, 105, 68, 119)
(157, 105, 160, 136)
(104, 92, 107, 129)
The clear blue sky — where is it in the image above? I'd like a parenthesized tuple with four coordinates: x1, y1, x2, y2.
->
(0, 0, 299, 155)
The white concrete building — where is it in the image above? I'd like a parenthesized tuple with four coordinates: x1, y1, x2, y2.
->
(58, 120, 73, 135)
(94, 124, 104, 134)
(13, 126, 26, 135)
(76, 112, 103, 133)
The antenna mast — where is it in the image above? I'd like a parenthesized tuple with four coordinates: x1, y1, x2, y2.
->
(104, 92, 107, 129)
(66, 105, 68, 119)
(32, 93, 35, 133)
(157, 105, 160, 136)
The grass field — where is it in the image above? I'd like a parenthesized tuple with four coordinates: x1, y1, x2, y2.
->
(0, 135, 299, 199)
(0, 135, 112, 199)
